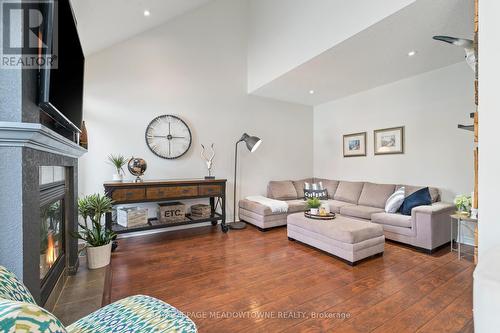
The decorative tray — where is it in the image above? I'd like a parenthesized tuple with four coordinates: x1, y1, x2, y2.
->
(304, 211, 336, 220)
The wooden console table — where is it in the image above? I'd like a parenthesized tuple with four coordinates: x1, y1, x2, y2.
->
(104, 178, 227, 234)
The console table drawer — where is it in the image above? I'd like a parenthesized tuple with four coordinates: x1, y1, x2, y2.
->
(147, 186, 198, 200)
(112, 188, 145, 201)
(199, 185, 222, 196)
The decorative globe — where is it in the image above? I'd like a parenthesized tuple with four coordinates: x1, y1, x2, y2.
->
(128, 157, 147, 181)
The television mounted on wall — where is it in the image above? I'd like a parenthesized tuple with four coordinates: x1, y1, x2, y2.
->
(38, 0, 84, 136)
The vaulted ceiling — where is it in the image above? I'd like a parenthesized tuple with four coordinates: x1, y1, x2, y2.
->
(251, 0, 474, 105)
(70, 0, 212, 55)
(71, 0, 473, 106)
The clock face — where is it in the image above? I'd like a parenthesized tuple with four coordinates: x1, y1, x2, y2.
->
(145, 115, 192, 159)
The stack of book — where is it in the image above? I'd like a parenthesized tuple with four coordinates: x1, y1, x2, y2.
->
(191, 204, 211, 219)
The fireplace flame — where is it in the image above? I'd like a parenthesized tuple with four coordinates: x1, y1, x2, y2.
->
(46, 233, 56, 266)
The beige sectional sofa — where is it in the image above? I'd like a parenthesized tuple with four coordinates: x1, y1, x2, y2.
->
(239, 178, 455, 252)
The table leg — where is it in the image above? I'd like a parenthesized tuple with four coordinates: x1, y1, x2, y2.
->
(450, 217, 453, 253)
(221, 187, 228, 233)
(209, 197, 217, 226)
(106, 211, 118, 252)
(458, 219, 461, 260)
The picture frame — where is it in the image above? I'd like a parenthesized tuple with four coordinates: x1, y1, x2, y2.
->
(343, 132, 367, 157)
(374, 126, 405, 155)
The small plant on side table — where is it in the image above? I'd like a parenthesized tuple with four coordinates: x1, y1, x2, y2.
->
(307, 197, 322, 215)
(108, 154, 128, 182)
(72, 194, 116, 269)
(454, 195, 472, 215)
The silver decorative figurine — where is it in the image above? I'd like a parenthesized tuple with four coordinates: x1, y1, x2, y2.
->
(201, 144, 216, 179)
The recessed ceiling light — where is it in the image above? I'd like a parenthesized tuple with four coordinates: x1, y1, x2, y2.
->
(408, 50, 417, 57)
(144, 9, 151, 17)
(309, 90, 315, 95)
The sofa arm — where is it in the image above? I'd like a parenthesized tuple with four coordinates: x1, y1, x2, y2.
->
(411, 202, 455, 250)
(412, 202, 455, 215)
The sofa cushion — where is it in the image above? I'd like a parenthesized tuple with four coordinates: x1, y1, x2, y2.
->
(239, 199, 274, 216)
(292, 178, 313, 199)
(326, 200, 354, 213)
(372, 212, 412, 228)
(314, 179, 339, 199)
(400, 185, 440, 203)
(334, 181, 365, 204)
(400, 187, 432, 216)
(340, 205, 384, 220)
(358, 183, 396, 209)
(239, 198, 306, 216)
(267, 180, 298, 200)
(286, 199, 309, 213)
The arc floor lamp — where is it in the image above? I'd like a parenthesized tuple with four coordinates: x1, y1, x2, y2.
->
(230, 133, 262, 230)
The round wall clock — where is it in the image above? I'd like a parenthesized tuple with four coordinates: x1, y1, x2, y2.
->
(145, 115, 192, 159)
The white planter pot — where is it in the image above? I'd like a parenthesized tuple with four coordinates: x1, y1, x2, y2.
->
(310, 208, 319, 215)
(112, 173, 123, 182)
(86, 243, 112, 269)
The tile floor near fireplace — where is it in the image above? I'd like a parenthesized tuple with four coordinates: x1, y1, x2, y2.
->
(52, 257, 108, 325)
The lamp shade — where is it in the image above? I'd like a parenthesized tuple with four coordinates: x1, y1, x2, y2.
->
(240, 133, 262, 152)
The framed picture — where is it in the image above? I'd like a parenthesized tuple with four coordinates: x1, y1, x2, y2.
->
(343, 132, 367, 157)
(374, 126, 405, 155)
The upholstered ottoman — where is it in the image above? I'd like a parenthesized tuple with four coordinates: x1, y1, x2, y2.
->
(287, 213, 385, 265)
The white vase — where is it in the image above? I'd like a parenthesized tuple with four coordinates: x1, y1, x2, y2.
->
(86, 243, 112, 269)
(310, 208, 319, 215)
(112, 173, 123, 182)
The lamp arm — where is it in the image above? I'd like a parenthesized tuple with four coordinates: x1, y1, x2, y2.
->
(233, 141, 241, 223)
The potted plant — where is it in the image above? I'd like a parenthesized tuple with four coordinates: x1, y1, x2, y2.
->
(108, 154, 128, 182)
(72, 194, 116, 269)
(454, 195, 472, 215)
(307, 197, 322, 215)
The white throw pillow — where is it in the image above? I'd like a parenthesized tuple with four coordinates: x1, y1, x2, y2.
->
(385, 187, 405, 213)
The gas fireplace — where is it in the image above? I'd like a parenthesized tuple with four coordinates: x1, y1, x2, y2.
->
(40, 199, 64, 282)
(39, 167, 68, 305)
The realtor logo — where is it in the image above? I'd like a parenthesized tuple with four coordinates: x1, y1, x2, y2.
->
(1, 0, 57, 69)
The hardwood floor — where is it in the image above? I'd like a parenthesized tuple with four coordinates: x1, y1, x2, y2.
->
(109, 225, 474, 333)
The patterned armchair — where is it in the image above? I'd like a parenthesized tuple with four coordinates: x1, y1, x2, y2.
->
(0, 266, 197, 332)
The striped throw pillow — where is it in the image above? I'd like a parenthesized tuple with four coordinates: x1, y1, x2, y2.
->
(385, 187, 405, 213)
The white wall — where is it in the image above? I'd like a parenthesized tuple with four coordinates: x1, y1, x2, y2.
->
(247, 0, 415, 93)
(478, 1, 500, 258)
(314, 63, 474, 203)
(79, 0, 313, 221)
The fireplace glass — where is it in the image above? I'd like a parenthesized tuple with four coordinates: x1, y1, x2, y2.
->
(40, 200, 64, 282)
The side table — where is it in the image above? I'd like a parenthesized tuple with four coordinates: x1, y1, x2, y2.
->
(450, 213, 478, 260)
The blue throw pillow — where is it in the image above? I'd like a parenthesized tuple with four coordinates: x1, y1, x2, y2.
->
(400, 187, 432, 216)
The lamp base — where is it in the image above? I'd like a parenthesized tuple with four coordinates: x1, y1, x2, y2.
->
(229, 221, 247, 230)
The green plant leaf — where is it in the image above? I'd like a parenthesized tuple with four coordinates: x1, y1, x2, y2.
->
(73, 193, 115, 247)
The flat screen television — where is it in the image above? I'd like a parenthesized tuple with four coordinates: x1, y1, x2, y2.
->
(39, 0, 84, 134)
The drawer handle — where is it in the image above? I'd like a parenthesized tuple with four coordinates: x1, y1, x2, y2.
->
(126, 192, 134, 197)
(182, 189, 189, 193)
